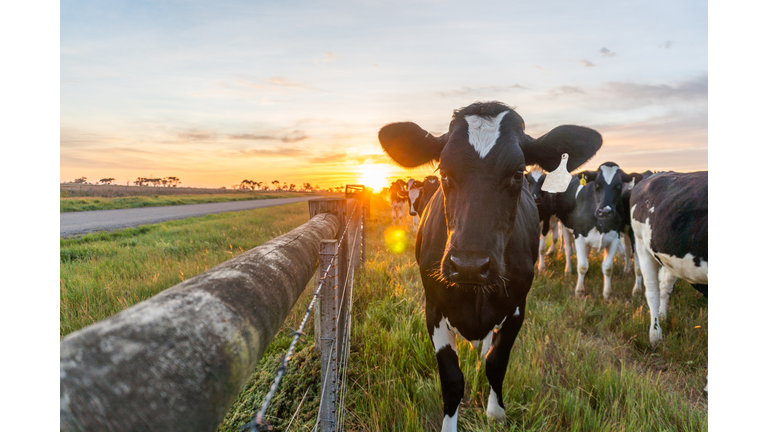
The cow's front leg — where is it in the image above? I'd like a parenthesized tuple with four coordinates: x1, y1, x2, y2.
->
(484, 303, 526, 421)
(537, 219, 549, 272)
(563, 228, 574, 274)
(573, 235, 589, 297)
(601, 233, 621, 301)
(428, 309, 463, 432)
(546, 216, 559, 256)
(621, 232, 633, 274)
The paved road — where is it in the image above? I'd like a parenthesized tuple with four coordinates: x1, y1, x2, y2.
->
(60, 196, 321, 237)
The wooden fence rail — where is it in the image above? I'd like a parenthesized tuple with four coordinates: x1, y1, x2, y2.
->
(60, 197, 361, 432)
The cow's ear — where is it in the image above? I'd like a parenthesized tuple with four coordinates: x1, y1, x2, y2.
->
(521, 125, 602, 172)
(576, 170, 598, 182)
(379, 122, 447, 167)
(622, 172, 644, 184)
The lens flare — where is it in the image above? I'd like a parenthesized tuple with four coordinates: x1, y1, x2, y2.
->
(384, 226, 408, 254)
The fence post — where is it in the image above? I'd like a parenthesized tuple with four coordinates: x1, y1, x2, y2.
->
(317, 239, 338, 432)
(309, 198, 348, 345)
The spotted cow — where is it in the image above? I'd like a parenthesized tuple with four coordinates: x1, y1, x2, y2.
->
(526, 169, 564, 272)
(389, 179, 407, 225)
(379, 101, 602, 430)
(549, 162, 643, 300)
(401, 176, 441, 232)
(630, 171, 708, 347)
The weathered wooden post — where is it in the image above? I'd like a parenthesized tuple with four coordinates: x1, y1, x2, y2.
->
(60, 213, 340, 432)
(317, 239, 338, 431)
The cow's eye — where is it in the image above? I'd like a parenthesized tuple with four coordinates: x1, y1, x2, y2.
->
(513, 170, 525, 181)
(440, 170, 450, 187)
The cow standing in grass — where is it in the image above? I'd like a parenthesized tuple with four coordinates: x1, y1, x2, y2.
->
(390, 179, 407, 225)
(526, 169, 564, 272)
(403, 176, 441, 232)
(630, 171, 708, 347)
(379, 101, 602, 430)
(549, 162, 643, 300)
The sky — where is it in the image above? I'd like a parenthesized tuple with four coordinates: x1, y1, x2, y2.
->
(60, 0, 707, 191)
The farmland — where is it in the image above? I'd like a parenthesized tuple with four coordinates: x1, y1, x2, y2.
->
(60, 183, 316, 212)
(60, 194, 707, 431)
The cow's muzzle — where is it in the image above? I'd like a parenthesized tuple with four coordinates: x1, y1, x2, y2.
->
(444, 251, 492, 285)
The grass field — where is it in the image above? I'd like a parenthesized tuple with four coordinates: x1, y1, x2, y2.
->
(60, 194, 707, 431)
(60, 191, 315, 212)
(60, 202, 311, 336)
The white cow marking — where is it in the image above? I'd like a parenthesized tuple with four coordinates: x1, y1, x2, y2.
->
(432, 317, 457, 354)
(466, 111, 509, 159)
(486, 389, 506, 420)
(442, 411, 458, 432)
(513, 307, 520, 317)
(600, 165, 620, 185)
(529, 169, 544, 182)
(574, 184, 584, 199)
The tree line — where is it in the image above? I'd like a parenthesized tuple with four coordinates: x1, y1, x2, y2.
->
(234, 179, 322, 192)
(68, 176, 182, 187)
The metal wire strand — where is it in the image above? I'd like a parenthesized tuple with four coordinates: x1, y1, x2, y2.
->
(241, 260, 334, 432)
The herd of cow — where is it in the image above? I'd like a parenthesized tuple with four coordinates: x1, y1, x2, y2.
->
(378, 101, 707, 431)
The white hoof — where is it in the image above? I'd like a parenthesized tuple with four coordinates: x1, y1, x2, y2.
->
(486, 390, 506, 420)
(649, 320, 663, 347)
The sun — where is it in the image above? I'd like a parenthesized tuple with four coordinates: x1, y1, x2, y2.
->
(356, 164, 393, 192)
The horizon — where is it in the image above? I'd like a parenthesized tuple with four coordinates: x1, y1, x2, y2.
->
(61, 0, 707, 191)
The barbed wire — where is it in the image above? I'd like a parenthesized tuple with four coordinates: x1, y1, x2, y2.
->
(242, 201, 362, 432)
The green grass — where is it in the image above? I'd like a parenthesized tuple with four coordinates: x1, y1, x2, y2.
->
(217, 195, 707, 431)
(60, 202, 310, 336)
(60, 192, 312, 212)
(60, 194, 707, 431)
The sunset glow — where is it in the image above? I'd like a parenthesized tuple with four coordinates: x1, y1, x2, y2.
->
(60, 1, 707, 189)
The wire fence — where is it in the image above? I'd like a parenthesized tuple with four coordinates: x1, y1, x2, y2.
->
(243, 197, 365, 432)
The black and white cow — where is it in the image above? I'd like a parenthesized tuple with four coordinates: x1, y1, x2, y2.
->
(389, 179, 407, 225)
(550, 162, 643, 300)
(630, 171, 708, 347)
(379, 101, 602, 430)
(526, 169, 564, 272)
(402, 176, 441, 232)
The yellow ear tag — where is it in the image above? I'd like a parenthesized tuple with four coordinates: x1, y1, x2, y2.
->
(580, 174, 587, 186)
(541, 153, 571, 193)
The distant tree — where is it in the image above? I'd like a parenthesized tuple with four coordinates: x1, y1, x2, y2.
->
(254, 181, 263, 190)
(302, 182, 312, 192)
(164, 176, 181, 187)
(134, 177, 148, 186)
(314, 184, 320, 191)
(74, 177, 87, 184)
(271, 180, 280, 190)
(289, 183, 296, 192)
(98, 178, 115, 185)
(283, 182, 288, 191)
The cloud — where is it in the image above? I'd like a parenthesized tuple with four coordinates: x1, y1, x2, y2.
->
(235, 76, 322, 92)
(600, 47, 616, 57)
(659, 40, 673, 49)
(600, 75, 707, 102)
(437, 84, 528, 98)
(547, 85, 586, 98)
(319, 51, 337, 63)
(228, 130, 308, 143)
(236, 146, 307, 158)
(178, 131, 215, 141)
(577, 59, 597, 68)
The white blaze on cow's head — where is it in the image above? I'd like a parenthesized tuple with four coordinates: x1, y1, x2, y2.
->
(379, 101, 602, 286)
(582, 162, 644, 231)
(406, 179, 424, 216)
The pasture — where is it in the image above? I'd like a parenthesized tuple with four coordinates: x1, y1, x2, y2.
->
(60, 194, 707, 431)
(60, 183, 316, 212)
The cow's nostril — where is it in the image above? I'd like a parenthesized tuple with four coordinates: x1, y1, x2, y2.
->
(478, 257, 491, 278)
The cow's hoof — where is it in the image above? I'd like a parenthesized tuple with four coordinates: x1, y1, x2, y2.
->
(631, 286, 642, 296)
(649, 328, 662, 347)
(575, 289, 586, 299)
(486, 391, 506, 420)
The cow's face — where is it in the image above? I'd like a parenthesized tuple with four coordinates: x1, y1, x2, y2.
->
(526, 170, 546, 205)
(590, 163, 642, 230)
(379, 102, 602, 288)
(407, 185, 422, 216)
